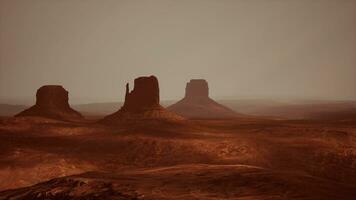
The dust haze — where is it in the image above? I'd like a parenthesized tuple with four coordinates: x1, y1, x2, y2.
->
(1, 0, 356, 104)
(1, 1, 356, 199)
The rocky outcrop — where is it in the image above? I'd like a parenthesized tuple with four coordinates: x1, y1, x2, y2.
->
(185, 79, 209, 99)
(102, 76, 183, 124)
(15, 85, 83, 121)
(168, 79, 239, 119)
(1, 166, 354, 200)
(122, 76, 160, 112)
(0, 175, 141, 200)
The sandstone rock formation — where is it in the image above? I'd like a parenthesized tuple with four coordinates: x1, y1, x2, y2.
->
(122, 76, 160, 112)
(168, 79, 239, 119)
(102, 76, 183, 124)
(15, 85, 83, 121)
(185, 79, 209, 98)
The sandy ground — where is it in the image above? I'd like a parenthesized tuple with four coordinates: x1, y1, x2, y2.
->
(0, 116, 355, 199)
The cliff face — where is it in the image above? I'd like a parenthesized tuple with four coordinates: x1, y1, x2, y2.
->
(168, 79, 239, 119)
(102, 76, 183, 124)
(35, 85, 70, 109)
(15, 85, 83, 121)
(122, 76, 160, 112)
(185, 79, 209, 99)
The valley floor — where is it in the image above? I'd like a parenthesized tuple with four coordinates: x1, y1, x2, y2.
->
(0, 116, 355, 199)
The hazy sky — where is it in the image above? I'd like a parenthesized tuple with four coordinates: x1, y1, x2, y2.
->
(1, 0, 355, 104)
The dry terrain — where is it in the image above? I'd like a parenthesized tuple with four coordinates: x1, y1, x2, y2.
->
(0, 116, 356, 199)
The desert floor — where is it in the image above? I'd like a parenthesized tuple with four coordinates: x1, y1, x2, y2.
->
(0, 116, 355, 199)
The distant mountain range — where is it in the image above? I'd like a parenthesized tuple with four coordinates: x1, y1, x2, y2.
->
(219, 99, 356, 120)
(0, 104, 28, 117)
(1, 99, 356, 120)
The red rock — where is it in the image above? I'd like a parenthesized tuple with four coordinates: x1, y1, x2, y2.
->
(15, 85, 83, 121)
(185, 79, 209, 98)
(122, 76, 160, 112)
(102, 76, 184, 124)
(168, 79, 239, 119)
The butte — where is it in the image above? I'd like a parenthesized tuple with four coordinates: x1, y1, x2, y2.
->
(167, 79, 239, 119)
(101, 75, 184, 124)
(15, 85, 83, 121)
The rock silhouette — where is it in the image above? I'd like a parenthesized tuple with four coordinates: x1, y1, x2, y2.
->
(15, 85, 83, 121)
(168, 79, 239, 119)
(102, 76, 183, 124)
(185, 79, 209, 98)
(122, 76, 160, 112)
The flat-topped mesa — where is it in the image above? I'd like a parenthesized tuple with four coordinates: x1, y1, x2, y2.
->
(167, 79, 240, 119)
(36, 85, 70, 109)
(185, 79, 209, 99)
(122, 76, 161, 112)
(15, 85, 83, 121)
(102, 75, 184, 124)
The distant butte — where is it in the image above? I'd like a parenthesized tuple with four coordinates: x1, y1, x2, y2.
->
(101, 75, 184, 124)
(15, 85, 83, 121)
(167, 79, 239, 119)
